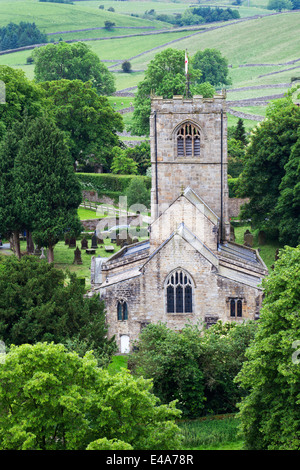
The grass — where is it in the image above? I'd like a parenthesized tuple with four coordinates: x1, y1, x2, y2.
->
(233, 223, 281, 270)
(179, 414, 243, 450)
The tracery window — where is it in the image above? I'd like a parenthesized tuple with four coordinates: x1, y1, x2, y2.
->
(166, 269, 193, 313)
(230, 298, 243, 318)
(176, 123, 201, 158)
(117, 300, 128, 321)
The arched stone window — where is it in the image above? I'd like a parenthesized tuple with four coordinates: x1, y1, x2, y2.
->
(166, 269, 193, 313)
(230, 298, 243, 318)
(176, 123, 201, 158)
(117, 300, 128, 321)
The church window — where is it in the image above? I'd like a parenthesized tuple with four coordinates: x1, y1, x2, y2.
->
(166, 269, 193, 313)
(229, 298, 243, 318)
(176, 123, 201, 158)
(117, 300, 128, 321)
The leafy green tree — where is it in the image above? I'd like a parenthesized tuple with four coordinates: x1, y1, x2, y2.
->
(237, 97, 300, 237)
(0, 65, 45, 136)
(234, 118, 247, 145)
(130, 49, 195, 136)
(111, 147, 139, 175)
(32, 41, 116, 95)
(192, 48, 231, 87)
(0, 22, 47, 51)
(128, 322, 206, 418)
(40, 79, 123, 171)
(235, 245, 300, 450)
(125, 177, 150, 209)
(124, 141, 151, 175)
(121, 60, 132, 73)
(13, 115, 83, 262)
(199, 320, 257, 414)
(267, 0, 292, 10)
(0, 255, 115, 363)
(0, 342, 182, 450)
(276, 130, 300, 246)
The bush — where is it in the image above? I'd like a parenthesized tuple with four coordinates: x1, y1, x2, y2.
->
(77, 173, 151, 199)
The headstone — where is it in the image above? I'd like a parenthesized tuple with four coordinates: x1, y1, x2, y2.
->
(39, 247, 46, 259)
(244, 230, 253, 247)
(81, 238, 88, 249)
(258, 230, 266, 245)
(91, 233, 98, 249)
(34, 245, 41, 256)
(230, 224, 235, 242)
(73, 246, 82, 265)
(69, 237, 76, 248)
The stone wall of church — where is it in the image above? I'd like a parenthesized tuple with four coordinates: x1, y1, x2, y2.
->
(101, 234, 262, 351)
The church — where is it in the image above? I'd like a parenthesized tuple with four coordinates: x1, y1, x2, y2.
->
(90, 93, 268, 353)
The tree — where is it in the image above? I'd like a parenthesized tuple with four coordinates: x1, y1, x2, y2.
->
(125, 177, 150, 209)
(39, 79, 123, 171)
(128, 323, 206, 418)
(13, 115, 83, 262)
(237, 97, 300, 237)
(276, 130, 300, 246)
(234, 118, 247, 145)
(0, 342, 182, 450)
(104, 21, 115, 31)
(235, 245, 300, 450)
(0, 22, 47, 52)
(0, 255, 115, 363)
(192, 48, 231, 87)
(121, 60, 132, 73)
(267, 0, 292, 10)
(111, 147, 139, 175)
(0, 65, 45, 136)
(130, 49, 192, 136)
(32, 41, 116, 95)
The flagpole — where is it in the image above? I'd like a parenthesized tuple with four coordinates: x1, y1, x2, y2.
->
(185, 50, 190, 98)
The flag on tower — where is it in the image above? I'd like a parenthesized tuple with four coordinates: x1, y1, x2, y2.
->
(185, 50, 188, 75)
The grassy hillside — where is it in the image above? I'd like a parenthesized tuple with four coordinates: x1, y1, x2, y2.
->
(0, 1, 299, 126)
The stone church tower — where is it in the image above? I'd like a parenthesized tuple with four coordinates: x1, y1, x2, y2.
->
(90, 94, 268, 353)
(150, 94, 229, 242)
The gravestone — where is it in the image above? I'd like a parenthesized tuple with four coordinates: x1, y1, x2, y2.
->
(39, 247, 46, 259)
(81, 238, 88, 250)
(69, 237, 76, 248)
(258, 230, 266, 245)
(34, 245, 41, 256)
(244, 230, 253, 247)
(73, 246, 82, 265)
(91, 233, 98, 249)
(230, 224, 235, 242)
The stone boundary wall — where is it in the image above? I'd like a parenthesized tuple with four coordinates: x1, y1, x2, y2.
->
(228, 197, 249, 219)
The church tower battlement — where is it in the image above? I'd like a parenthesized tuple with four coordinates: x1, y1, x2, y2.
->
(150, 94, 230, 242)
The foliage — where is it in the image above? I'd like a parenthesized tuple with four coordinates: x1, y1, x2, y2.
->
(192, 48, 231, 87)
(276, 129, 300, 246)
(237, 97, 300, 240)
(121, 60, 132, 73)
(130, 49, 198, 136)
(125, 177, 151, 209)
(77, 172, 151, 196)
(129, 321, 257, 418)
(0, 343, 183, 450)
(267, 0, 293, 10)
(0, 22, 47, 51)
(198, 321, 257, 415)
(111, 147, 139, 175)
(0, 65, 45, 136)
(235, 245, 300, 450)
(179, 415, 241, 450)
(13, 115, 83, 262)
(115, 141, 150, 175)
(104, 21, 116, 31)
(86, 438, 133, 450)
(128, 323, 206, 418)
(0, 255, 115, 364)
(40, 79, 123, 171)
(32, 41, 116, 96)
